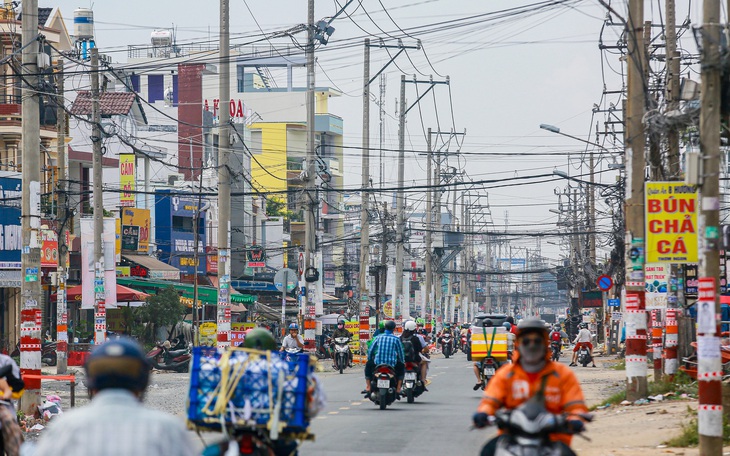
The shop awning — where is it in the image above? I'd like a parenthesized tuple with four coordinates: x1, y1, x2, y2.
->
(121, 254, 180, 281)
(116, 277, 254, 309)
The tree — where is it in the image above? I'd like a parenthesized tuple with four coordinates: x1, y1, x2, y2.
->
(134, 286, 185, 343)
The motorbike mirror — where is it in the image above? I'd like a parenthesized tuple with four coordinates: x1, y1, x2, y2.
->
(578, 412, 594, 422)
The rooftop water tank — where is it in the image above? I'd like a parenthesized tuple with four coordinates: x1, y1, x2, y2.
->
(73, 8, 94, 40)
(151, 29, 172, 47)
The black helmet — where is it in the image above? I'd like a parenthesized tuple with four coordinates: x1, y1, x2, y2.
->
(517, 318, 549, 338)
(384, 320, 396, 331)
(243, 328, 277, 351)
(85, 338, 150, 393)
(484, 319, 494, 328)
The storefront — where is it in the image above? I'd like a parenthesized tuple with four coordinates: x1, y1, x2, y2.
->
(120, 254, 181, 281)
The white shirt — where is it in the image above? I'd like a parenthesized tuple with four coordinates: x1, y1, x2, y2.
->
(282, 333, 304, 349)
(574, 328, 592, 344)
(32, 389, 194, 456)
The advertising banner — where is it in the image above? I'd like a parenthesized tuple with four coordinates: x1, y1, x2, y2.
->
(81, 218, 117, 309)
(119, 154, 135, 207)
(0, 175, 21, 269)
(121, 208, 150, 252)
(345, 321, 360, 351)
(645, 182, 698, 263)
(645, 263, 669, 309)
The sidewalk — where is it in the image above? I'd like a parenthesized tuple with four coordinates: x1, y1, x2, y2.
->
(574, 356, 729, 456)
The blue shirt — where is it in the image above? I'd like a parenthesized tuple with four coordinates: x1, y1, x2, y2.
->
(368, 330, 405, 366)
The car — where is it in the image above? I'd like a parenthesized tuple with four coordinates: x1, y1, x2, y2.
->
(466, 314, 509, 361)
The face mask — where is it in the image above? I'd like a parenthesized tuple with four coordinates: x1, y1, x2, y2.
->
(518, 337, 547, 370)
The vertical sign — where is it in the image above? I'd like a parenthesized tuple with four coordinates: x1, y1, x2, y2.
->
(119, 154, 135, 207)
(645, 182, 698, 263)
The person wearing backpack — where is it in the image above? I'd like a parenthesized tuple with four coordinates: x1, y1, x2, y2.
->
(401, 320, 428, 387)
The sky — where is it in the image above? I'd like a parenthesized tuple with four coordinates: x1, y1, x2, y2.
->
(41, 0, 705, 265)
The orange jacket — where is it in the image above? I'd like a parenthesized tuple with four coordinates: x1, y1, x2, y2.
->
(477, 358, 588, 446)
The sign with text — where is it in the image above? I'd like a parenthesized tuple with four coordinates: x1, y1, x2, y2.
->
(645, 182, 698, 263)
(0, 175, 21, 268)
(40, 229, 58, 267)
(121, 225, 140, 251)
(645, 263, 669, 309)
(121, 208, 150, 252)
(119, 154, 135, 207)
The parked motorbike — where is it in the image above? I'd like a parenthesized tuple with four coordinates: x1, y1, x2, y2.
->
(316, 336, 332, 360)
(479, 356, 500, 390)
(441, 333, 453, 358)
(145, 337, 191, 373)
(402, 361, 425, 404)
(332, 337, 351, 374)
(201, 428, 299, 456)
(368, 364, 398, 410)
(550, 341, 561, 362)
(577, 344, 592, 367)
(481, 392, 592, 456)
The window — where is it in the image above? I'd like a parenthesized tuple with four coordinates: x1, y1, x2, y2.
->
(148, 75, 164, 103)
(172, 215, 193, 233)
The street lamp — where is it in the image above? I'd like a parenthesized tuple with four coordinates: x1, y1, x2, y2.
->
(552, 170, 615, 188)
(539, 124, 612, 153)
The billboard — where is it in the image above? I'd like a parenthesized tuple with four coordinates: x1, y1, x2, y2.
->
(0, 175, 21, 269)
(40, 229, 58, 267)
(645, 263, 669, 309)
(119, 154, 135, 207)
(121, 208, 150, 252)
(80, 218, 118, 309)
(645, 182, 698, 263)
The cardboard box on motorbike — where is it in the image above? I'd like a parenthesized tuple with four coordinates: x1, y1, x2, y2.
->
(471, 326, 510, 361)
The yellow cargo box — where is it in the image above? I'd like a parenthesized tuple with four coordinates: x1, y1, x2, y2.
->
(471, 328, 509, 360)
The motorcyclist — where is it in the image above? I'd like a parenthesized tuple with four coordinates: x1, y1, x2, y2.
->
(33, 338, 194, 456)
(473, 318, 589, 456)
(549, 324, 569, 355)
(363, 320, 405, 397)
(281, 323, 305, 352)
(0, 354, 24, 456)
(439, 323, 454, 350)
(331, 319, 353, 368)
(569, 323, 596, 367)
(401, 320, 428, 387)
(473, 318, 494, 390)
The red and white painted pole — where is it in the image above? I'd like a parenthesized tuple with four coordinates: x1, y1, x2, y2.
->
(651, 310, 663, 381)
(662, 308, 678, 380)
(696, 278, 723, 448)
(624, 290, 648, 400)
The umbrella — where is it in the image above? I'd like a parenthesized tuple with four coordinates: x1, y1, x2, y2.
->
(51, 284, 150, 306)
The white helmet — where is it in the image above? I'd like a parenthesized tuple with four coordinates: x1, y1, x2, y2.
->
(404, 320, 417, 331)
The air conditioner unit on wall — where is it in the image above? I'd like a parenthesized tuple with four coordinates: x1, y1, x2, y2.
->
(167, 173, 185, 186)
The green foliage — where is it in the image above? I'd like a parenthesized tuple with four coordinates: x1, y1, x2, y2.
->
(609, 359, 625, 370)
(134, 287, 185, 342)
(665, 407, 730, 447)
(590, 390, 626, 410)
(266, 197, 294, 218)
(649, 370, 697, 397)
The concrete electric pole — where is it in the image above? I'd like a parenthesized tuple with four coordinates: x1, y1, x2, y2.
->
(20, 0, 42, 414)
(91, 48, 106, 347)
(55, 57, 68, 374)
(359, 38, 370, 344)
(395, 75, 406, 320)
(217, 0, 232, 349)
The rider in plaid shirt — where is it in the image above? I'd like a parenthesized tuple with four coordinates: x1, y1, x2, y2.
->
(365, 320, 405, 395)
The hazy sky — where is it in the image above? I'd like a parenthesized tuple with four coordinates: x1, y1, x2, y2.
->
(42, 0, 704, 263)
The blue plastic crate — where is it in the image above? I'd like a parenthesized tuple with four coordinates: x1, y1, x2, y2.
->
(187, 347, 310, 432)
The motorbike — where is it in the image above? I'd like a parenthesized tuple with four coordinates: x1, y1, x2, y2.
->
(550, 341, 561, 362)
(316, 336, 332, 360)
(577, 344, 592, 367)
(402, 361, 425, 404)
(145, 336, 191, 373)
(281, 347, 304, 363)
(332, 337, 351, 374)
(479, 356, 500, 390)
(482, 392, 592, 456)
(11, 341, 57, 366)
(201, 428, 300, 456)
(368, 364, 398, 410)
(441, 333, 453, 358)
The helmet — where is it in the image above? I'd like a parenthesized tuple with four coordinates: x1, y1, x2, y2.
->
(337, 321, 344, 329)
(580, 323, 588, 329)
(444, 322, 451, 328)
(416, 318, 425, 325)
(404, 320, 417, 331)
(384, 320, 396, 331)
(378, 321, 385, 330)
(516, 318, 549, 338)
(289, 323, 299, 330)
(503, 322, 511, 330)
(484, 319, 494, 328)
(553, 324, 561, 330)
(243, 328, 277, 351)
(85, 338, 150, 393)
(506, 316, 515, 325)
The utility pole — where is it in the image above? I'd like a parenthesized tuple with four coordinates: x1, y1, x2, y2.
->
(359, 38, 371, 339)
(663, 0, 681, 381)
(425, 128, 433, 327)
(304, 0, 319, 328)
(395, 74, 406, 320)
(20, 0, 42, 414)
(697, 0, 723, 450)
(192, 159, 204, 347)
(91, 47, 106, 349)
(216, 0, 231, 349)
(55, 57, 68, 374)
(624, 0, 648, 401)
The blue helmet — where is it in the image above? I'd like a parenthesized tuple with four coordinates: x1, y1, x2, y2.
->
(85, 338, 150, 393)
(289, 323, 299, 330)
(503, 322, 511, 330)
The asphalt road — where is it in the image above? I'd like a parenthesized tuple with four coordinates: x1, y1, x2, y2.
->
(299, 353, 494, 455)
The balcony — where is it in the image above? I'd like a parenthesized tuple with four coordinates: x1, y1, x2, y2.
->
(314, 114, 343, 136)
(0, 96, 58, 139)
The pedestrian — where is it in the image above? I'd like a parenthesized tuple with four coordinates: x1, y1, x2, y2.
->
(32, 338, 195, 456)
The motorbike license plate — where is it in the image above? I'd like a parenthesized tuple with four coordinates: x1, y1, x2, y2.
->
(405, 372, 417, 381)
(377, 379, 390, 388)
(484, 367, 496, 376)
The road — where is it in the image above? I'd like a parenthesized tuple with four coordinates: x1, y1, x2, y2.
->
(299, 353, 492, 455)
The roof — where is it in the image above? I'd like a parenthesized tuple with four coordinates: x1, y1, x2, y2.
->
(17, 7, 52, 27)
(70, 91, 137, 117)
